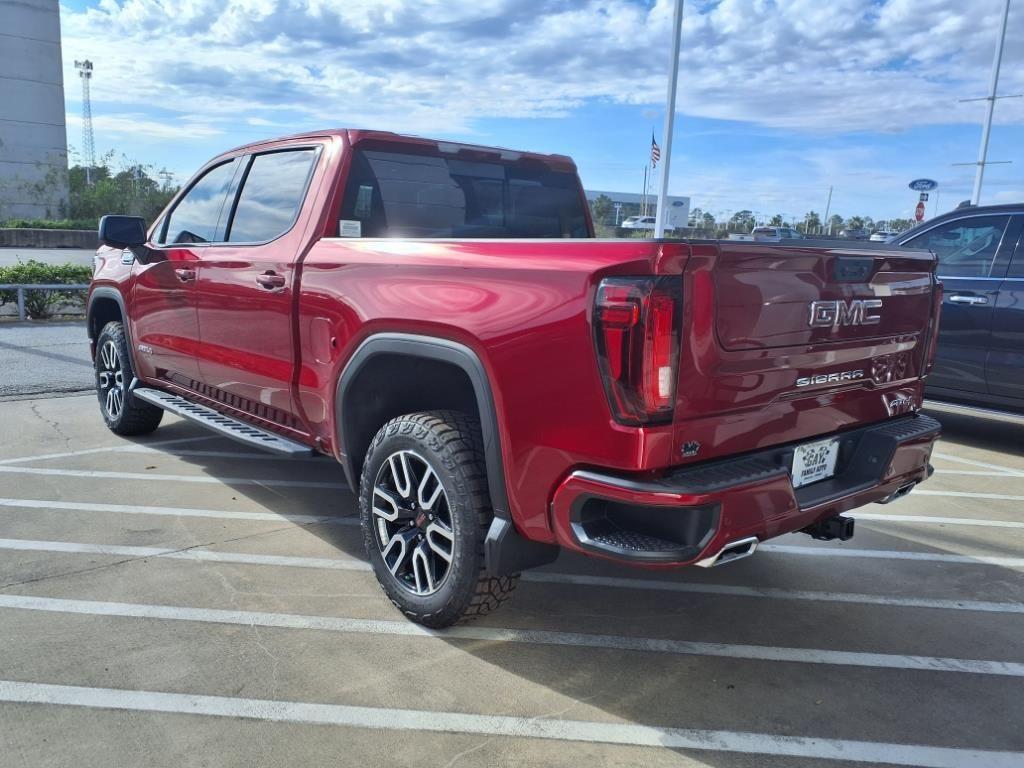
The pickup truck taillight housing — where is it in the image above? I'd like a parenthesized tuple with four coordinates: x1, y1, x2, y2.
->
(922, 280, 943, 375)
(593, 277, 681, 425)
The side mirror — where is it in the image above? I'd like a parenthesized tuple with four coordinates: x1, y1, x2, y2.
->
(98, 215, 161, 264)
(99, 215, 145, 248)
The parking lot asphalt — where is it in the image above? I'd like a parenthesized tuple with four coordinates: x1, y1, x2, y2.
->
(0, 392, 1022, 767)
(0, 322, 93, 400)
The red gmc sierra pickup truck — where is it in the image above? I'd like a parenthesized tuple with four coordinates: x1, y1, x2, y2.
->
(89, 129, 942, 627)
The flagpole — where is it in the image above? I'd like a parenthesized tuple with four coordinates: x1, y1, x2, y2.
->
(642, 164, 648, 217)
(654, 0, 685, 238)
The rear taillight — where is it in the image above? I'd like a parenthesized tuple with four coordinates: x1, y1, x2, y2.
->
(593, 277, 681, 425)
(923, 280, 943, 375)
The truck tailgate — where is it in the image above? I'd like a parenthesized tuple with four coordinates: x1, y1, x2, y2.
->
(671, 241, 937, 466)
(715, 245, 933, 350)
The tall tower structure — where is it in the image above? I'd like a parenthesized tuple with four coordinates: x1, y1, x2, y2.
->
(75, 60, 96, 184)
(0, 0, 69, 220)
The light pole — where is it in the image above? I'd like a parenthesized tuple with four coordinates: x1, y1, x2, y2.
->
(966, 0, 1017, 204)
(654, 0, 685, 238)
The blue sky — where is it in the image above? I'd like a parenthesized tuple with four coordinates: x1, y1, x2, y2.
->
(58, 0, 1024, 223)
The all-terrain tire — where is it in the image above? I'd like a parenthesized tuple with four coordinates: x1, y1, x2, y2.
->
(359, 410, 518, 628)
(95, 321, 163, 436)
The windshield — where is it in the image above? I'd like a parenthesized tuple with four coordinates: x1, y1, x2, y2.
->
(339, 148, 589, 238)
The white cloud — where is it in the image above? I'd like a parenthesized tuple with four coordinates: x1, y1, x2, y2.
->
(66, 113, 222, 140)
(59, 0, 1024, 142)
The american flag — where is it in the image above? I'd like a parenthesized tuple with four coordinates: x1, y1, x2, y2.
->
(650, 133, 661, 167)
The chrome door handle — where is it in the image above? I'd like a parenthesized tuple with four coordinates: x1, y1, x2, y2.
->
(947, 295, 988, 305)
(256, 271, 286, 290)
(174, 268, 196, 282)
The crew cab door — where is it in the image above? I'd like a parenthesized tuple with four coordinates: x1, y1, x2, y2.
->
(988, 217, 1024, 402)
(132, 158, 242, 384)
(899, 213, 1015, 395)
(195, 145, 322, 431)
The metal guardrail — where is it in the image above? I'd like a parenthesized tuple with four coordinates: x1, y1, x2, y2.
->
(0, 283, 90, 321)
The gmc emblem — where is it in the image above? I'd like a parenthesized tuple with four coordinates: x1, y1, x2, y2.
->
(809, 299, 882, 328)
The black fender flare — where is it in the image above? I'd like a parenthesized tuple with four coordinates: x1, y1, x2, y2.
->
(335, 333, 558, 574)
(87, 287, 133, 361)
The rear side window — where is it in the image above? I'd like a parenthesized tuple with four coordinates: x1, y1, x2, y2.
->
(228, 149, 318, 243)
(903, 215, 1010, 278)
(338, 149, 588, 238)
(160, 159, 238, 245)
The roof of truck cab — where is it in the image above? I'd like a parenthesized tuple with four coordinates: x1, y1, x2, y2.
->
(223, 128, 577, 171)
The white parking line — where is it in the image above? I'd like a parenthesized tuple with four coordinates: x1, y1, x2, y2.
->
(934, 470, 1020, 477)
(0, 466, 347, 489)
(850, 513, 1024, 529)
(6, 464, 1021, 499)
(0, 538, 368, 572)
(524, 572, 1024, 615)
(760, 544, 1024, 568)
(0, 436, 216, 466)
(0, 497, 347, 525)
(932, 453, 1024, 477)
(1, 593, 1021, 678)
(3, 533, 1023, 615)
(1, 680, 1019, 767)
(4, 499, 1019, 573)
(914, 490, 1024, 502)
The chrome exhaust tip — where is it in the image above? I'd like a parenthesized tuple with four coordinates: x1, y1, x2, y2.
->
(695, 536, 759, 568)
(876, 481, 917, 505)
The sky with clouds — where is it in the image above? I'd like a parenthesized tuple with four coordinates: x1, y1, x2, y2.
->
(59, 0, 1024, 222)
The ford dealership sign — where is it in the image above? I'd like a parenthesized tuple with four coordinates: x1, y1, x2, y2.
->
(908, 179, 938, 192)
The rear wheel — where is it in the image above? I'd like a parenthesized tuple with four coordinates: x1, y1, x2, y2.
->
(359, 411, 518, 627)
(95, 321, 163, 436)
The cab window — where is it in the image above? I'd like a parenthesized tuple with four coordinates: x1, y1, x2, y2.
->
(159, 160, 239, 245)
(227, 149, 318, 243)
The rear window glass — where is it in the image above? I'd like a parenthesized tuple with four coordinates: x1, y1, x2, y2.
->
(338, 149, 588, 238)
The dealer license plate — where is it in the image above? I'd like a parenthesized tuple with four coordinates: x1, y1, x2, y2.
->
(791, 438, 840, 489)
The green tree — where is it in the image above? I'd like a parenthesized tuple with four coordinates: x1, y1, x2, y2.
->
(67, 151, 179, 228)
(729, 210, 755, 232)
(800, 211, 822, 234)
(590, 194, 613, 225)
(846, 216, 866, 230)
(769, 214, 784, 226)
(827, 214, 843, 234)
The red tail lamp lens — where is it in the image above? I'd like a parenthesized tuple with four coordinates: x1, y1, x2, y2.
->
(594, 277, 681, 424)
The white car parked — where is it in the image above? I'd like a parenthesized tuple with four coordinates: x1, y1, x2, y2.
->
(621, 215, 656, 230)
(869, 231, 898, 242)
(751, 226, 802, 242)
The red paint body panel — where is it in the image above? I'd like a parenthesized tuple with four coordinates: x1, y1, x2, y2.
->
(88, 128, 942, 570)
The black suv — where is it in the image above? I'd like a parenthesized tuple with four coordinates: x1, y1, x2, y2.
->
(893, 203, 1024, 416)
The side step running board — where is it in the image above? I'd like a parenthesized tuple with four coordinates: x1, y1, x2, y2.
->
(132, 387, 315, 457)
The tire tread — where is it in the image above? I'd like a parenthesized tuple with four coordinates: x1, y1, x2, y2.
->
(359, 410, 518, 627)
(96, 321, 163, 436)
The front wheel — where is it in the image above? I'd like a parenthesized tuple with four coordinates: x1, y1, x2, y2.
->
(95, 321, 163, 436)
(359, 411, 518, 628)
